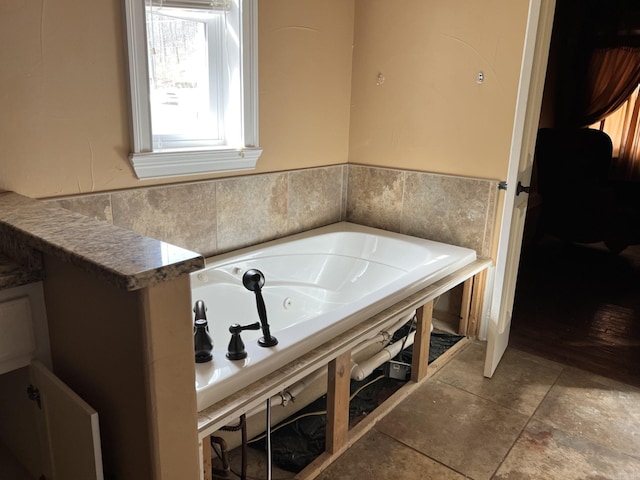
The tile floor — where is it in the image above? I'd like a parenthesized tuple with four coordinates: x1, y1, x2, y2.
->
(7, 340, 639, 479)
(314, 341, 640, 480)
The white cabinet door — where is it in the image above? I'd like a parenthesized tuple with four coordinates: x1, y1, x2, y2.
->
(29, 360, 104, 480)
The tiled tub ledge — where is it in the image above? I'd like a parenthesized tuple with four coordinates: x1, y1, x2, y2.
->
(0, 192, 204, 291)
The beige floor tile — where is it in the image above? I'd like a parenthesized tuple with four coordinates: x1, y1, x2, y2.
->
(494, 419, 640, 479)
(375, 379, 529, 480)
(532, 367, 640, 459)
(316, 430, 466, 480)
(433, 342, 565, 416)
(211, 346, 640, 479)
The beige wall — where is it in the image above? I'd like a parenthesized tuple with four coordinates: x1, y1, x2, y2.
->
(1, 0, 531, 204)
(259, 1, 355, 172)
(349, 0, 530, 180)
(0, 0, 355, 198)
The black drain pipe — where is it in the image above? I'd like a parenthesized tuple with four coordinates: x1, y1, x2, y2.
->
(210, 436, 230, 478)
(216, 414, 248, 480)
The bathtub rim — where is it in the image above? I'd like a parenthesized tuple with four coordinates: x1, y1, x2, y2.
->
(199, 221, 472, 268)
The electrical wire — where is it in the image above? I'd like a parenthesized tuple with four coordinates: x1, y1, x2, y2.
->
(349, 374, 385, 401)
(396, 314, 416, 357)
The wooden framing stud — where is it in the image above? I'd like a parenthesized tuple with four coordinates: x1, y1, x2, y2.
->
(326, 350, 351, 453)
(459, 277, 473, 335)
(410, 301, 434, 382)
(202, 435, 212, 480)
(468, 269, 488, 338)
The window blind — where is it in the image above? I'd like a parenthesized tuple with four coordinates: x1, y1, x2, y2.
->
(148, 0, 231, 11)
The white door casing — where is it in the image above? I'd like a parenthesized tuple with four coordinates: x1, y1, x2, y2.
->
(484, 0, 556, 377)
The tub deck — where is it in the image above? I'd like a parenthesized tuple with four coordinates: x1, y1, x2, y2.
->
(197, 256, 492, 480)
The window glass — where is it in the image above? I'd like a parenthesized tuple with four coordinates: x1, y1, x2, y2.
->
(147, 9, 222, 148)
(124, 0, 260, 179)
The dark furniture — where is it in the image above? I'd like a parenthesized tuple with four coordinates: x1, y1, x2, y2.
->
(534, 127, 640, 252)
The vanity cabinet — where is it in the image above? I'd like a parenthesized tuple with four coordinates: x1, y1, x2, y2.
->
(0, 192, 205, 479)
(0, 281, 103, 480)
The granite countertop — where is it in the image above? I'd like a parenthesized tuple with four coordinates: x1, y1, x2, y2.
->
(0, 192, 205, 291)
(0, 254, 45, 290)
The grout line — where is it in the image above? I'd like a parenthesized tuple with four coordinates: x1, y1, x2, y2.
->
(488, 362, 567, 478)
(372, 429, 471, 479)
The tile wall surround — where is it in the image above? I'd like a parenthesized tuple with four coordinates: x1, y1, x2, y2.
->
(49, 165, 347, 258)
(346, 165, 499, 258)
(47, 164, 499, 259)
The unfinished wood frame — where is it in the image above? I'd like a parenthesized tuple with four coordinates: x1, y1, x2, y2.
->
(201, 438, 213, 480)
(294, 270, 486, 480)
(326, 351, 352, 453)
(199, 259, 491, 480)
(458, 269, 488, 338)
(410, 301, 433, 383)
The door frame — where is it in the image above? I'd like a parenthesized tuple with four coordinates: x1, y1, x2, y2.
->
(484, 0, 556, 375)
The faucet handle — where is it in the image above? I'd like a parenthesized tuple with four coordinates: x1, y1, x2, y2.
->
(226, 322, 260, 360)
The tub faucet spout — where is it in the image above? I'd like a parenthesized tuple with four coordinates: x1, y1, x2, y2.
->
(193, 299, 213, 363)
(242, 269, 278, 347)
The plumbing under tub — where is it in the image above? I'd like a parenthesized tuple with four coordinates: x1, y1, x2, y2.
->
(210, 310, 466, 476)
(225, 310, 417, 426)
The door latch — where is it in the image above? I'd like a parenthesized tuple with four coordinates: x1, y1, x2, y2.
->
(516, 181, 531, 195)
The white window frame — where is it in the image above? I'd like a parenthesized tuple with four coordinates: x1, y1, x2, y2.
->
(123, 0, 261, 180)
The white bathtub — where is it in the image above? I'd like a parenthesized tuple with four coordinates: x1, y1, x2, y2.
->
(192, 222, 476, 411)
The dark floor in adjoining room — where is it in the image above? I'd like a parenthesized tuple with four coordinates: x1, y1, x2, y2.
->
(510, 237, 640, 388)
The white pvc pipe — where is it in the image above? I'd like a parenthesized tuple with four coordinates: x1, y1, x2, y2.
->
(350, 331, 416, 381)
(351, 311, 415, 357)
(236, 367, 326, 422)
(350, 331, 390, 356)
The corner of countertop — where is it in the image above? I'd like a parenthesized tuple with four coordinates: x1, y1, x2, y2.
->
(0, 191, 205, 291)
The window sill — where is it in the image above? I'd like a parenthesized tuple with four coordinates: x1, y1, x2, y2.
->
(129, 147, 262, 179)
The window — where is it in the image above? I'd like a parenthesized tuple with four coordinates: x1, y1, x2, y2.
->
(124, 0, 260, 179)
